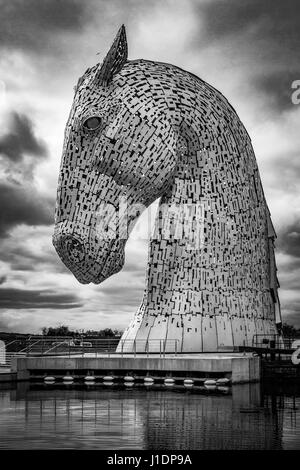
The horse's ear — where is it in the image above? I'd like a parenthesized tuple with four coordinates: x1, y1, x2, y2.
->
(95, 25, 128, 86)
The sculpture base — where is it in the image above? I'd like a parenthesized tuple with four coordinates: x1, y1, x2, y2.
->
(13, 353, 260, 384)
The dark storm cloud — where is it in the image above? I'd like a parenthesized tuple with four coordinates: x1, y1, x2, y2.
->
(282, 304, 300, 328)
(0, 0, 91, 53)
(265, 151, 300, 194)
(0, 276, 6, 285)
(278, 256, 300, 274)
(0, 287, 82, 309)
(198, 0, 300, 112)
(0, 112, 47, 163)
(200, 0, 299, 45)
(0, 111, 54, 237)
(254, 71, 298, 112)
(123, 261, 145, 276)
(278, 267, 300, 292)
(0, 238, 68, 274)
(99, 284, 144, 309)
(0, 182, 54, 237)
(277, 220, 300, 258)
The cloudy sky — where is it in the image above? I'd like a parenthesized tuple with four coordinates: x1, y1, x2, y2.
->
(0, 0, 299, 333)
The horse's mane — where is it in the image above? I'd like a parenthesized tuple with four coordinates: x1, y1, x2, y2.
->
(78, 58, 239, 118)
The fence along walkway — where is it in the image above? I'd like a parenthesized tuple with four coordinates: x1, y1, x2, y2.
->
(0, 337, 119, 367)
(1, 337, 184, 363)
(1, 334, 299, 367)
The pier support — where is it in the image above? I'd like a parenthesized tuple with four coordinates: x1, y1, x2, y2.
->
(12, 353, 261, 384)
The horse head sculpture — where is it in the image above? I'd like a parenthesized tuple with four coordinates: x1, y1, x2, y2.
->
(53, 26, 282, 352)
(53, 25, 178, 284)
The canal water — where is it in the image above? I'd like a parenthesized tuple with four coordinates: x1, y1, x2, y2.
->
(0, 382, 299, 450)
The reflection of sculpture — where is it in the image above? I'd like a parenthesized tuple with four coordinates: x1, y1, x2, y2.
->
(9, 384, 286, 450)
(53, 26, 282, 352)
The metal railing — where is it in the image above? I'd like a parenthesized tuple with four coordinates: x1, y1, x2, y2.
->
(21, 337, 119, 356)
(0, 352, 27, 368)
(6, 334, 299, 363)
(2, 338, 29, 352)
(252, 334, 298, 350)
(1, 337, 180, 361)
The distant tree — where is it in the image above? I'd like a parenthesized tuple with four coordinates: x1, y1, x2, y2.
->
(113, 329, 123, 337)
(85, 329, 99, 337)
(41, 325, 74, 337)
(84, 328, 122, 338)
(41, 326, 123, 338)
(99, 328, 115, 338)
(282, 322, 300, 337)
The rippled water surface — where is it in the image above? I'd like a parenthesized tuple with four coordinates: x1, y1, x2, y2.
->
(0, 382, 299, 449)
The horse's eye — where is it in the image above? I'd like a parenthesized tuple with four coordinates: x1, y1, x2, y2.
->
(83, 116, 101, 131)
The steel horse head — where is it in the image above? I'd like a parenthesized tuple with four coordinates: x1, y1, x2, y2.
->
(53, 26, 281, 352)
(53, 26, 179, 284)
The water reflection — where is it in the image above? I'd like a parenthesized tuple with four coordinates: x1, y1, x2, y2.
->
(0, 382, 299, 449)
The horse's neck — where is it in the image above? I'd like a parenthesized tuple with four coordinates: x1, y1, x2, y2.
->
(142, 103, 265, 316)
(139, 130, 205, 317)
(123, 76, 281, 346)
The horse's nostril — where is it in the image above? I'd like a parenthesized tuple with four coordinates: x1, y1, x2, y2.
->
(63, 235, 86, 263)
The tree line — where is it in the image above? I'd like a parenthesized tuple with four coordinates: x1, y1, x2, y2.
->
(41, 325, 123, 338)
(281, 322, 300, 338)
(1, 322, 299, 343)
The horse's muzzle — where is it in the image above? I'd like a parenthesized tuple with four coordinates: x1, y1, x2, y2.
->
(55, 234, 86, 265)
(52, 221, 125, 284)
(52, 219, 94, 283)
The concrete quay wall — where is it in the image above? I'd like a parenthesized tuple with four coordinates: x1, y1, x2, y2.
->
(12, 353, 261, 384)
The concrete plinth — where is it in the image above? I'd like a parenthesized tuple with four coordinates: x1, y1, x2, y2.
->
(12, 353, 261, 384)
